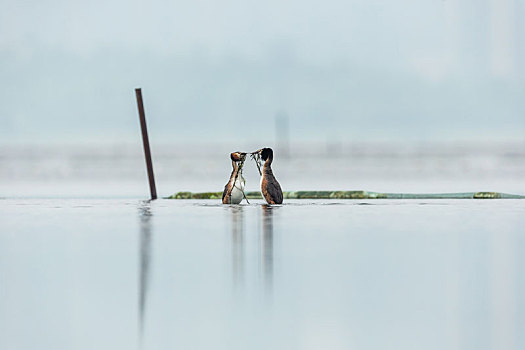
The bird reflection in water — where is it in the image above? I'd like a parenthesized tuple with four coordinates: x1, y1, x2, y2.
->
(138, 200, 153, 344)
(261, 205, 274, 294)
(229, 206, 245, 289)
(229, 204, 276, 296)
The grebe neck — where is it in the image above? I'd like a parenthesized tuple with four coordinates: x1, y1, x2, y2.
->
(263, 159, 273, 175)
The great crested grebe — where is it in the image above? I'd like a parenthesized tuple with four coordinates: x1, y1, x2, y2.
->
(252, 148, 283, 204)
(222, 152, 247, 204)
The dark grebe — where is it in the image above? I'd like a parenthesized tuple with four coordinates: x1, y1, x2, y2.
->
(252, 148, 283, 204)
(222, 152, 247, 204)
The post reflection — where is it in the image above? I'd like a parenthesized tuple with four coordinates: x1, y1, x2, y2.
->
(230, 206, 245, 288)
(261, 205, 274, 294)
(138, 200, 153, 344)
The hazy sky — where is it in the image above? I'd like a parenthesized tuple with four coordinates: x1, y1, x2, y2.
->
(1, 0, 524, 144)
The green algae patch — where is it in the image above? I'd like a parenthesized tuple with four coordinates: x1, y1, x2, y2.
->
(167, 191, 222, 199)
(168, 192, 192, 199)
(281, 191, 388, 199)
(329, 191, 388, 199)
(192, 192, 223, 199)
(285, 191, 331, 199)
(473, 192, 501, 199)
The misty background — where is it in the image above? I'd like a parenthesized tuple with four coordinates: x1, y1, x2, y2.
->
(1, 0, 524, 145)
(1, 0, 525, 197)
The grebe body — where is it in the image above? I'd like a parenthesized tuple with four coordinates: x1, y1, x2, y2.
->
(229, 174, 245, 204)
(222, 152, 247, 204)
(256, 148, 283, 204)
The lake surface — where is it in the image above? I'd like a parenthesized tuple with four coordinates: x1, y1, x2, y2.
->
(1, 198, 524, 350)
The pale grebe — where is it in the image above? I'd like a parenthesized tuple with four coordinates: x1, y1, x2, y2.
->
(222, 152, 247, 204)
(252, 148, 283, 204)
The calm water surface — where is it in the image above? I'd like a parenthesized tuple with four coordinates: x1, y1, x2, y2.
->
(1, 198, 524, 350)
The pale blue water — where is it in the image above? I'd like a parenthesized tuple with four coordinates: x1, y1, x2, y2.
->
(1, 198, 524, 350)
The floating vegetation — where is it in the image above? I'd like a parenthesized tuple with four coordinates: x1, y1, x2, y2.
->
(473, 192, 501, 199)
(167, 191, 525, 200)
(170, 192, 223, 199)
(194, 192, 225, 200)
(245, 191, 263, 199)
(250, 151, 262, 175)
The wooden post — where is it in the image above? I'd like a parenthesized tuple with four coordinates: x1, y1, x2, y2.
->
(135, 88, 157, 200)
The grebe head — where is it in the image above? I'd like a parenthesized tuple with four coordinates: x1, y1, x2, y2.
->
(260, 148, 273, 161)
(251, 148, 273, 162)
(230, 152, 246, 163)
